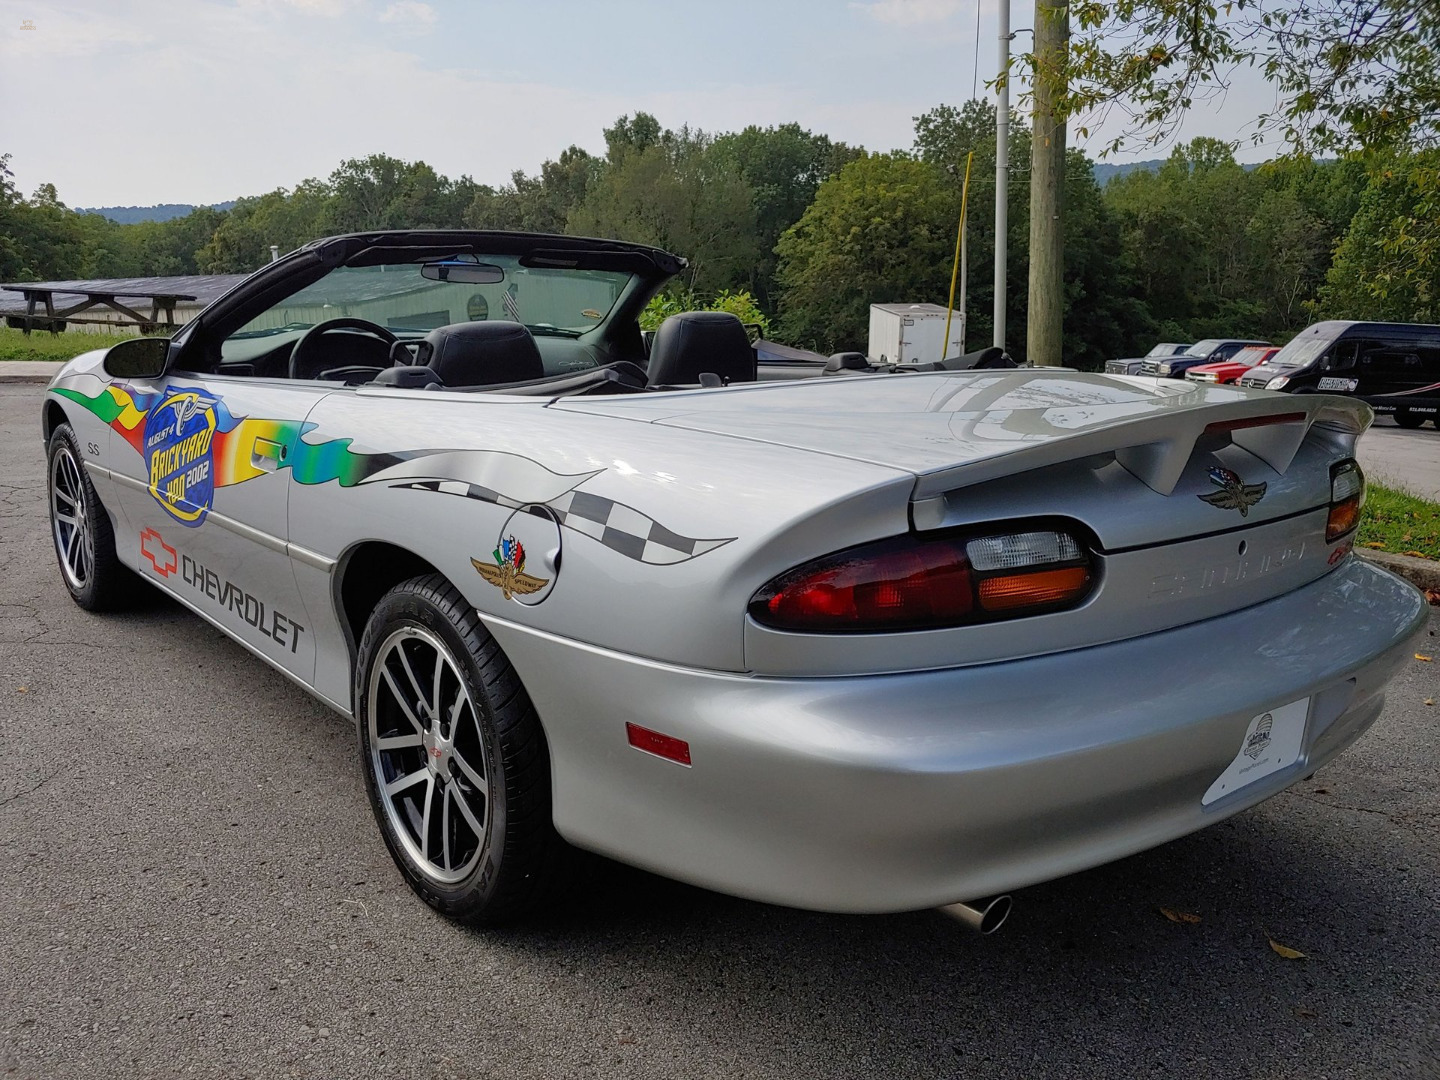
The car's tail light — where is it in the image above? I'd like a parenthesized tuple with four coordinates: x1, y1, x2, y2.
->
(1327, 459, 1365, 542)
(749, 527, 1095, 633)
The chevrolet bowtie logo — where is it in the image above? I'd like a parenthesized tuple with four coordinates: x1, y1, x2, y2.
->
(1197, 466, 1267, 516)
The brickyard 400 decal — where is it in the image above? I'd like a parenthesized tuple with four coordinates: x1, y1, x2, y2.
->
(55, 382, 404, 527)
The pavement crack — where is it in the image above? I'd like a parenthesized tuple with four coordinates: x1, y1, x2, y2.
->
(0, 770, 59, 811)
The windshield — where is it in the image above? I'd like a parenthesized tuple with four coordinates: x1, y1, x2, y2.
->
(1184, 339, 1225, 358)
(229, 257, 633, 341)
(1265, 333, 1333, 369)
(1146, 343, 1184, 357)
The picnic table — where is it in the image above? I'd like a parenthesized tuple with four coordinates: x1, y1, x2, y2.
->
(1, 278, 199, 334)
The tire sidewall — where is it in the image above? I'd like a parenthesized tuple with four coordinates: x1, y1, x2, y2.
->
(46, 424, 98, 608)
(355, 584, 511, 916)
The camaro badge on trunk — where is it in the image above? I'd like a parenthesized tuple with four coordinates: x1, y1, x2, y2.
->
(472, 535, 549, 600)
(1198, 466, 1267, 516)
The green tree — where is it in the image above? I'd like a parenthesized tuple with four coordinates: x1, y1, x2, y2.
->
(465, 146, 600, 234)
(570, 123, 759, 296)
(1063, 0, 1440, 154)
(1320, 151, 1440, 321)
(323, 154, 474, 233)
(774, 152, 955, 353)
(197, 181, 330, 272)
(707, 123, 862, 310)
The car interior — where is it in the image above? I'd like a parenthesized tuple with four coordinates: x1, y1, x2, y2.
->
(185, 239, 1018, 399)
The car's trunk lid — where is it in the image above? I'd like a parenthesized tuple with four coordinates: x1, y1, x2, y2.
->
(554, 370, 1368, 549)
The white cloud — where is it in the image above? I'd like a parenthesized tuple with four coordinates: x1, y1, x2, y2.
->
(852, 0, 967, 25)
(378, 1, 438, 32)
(236, 0, 354, 15)
(0, 7, 152, 59)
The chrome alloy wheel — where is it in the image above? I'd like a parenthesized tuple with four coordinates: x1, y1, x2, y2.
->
(367, 626, 492, 884)
(50, 443, 94, 591)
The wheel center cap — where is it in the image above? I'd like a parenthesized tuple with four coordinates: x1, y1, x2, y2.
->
(420, 722, 454, 778)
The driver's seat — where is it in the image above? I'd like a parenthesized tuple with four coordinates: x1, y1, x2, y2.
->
(417, 321, 544, 386)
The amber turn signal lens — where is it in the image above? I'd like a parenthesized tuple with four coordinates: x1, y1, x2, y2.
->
(1326, 459, 1365, 542)
(1326, 497, 1361, 542)
(977, 566, 1093, 612)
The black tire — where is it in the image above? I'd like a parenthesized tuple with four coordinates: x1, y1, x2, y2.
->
(46, 423, 137, 611)
(355, 573, 566, 924)
(1394, 410, 1425, 430)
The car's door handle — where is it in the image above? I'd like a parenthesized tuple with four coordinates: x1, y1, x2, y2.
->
(251, 437, 286, 472)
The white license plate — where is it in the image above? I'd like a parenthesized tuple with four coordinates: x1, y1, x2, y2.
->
(1202, 698, 1309, 806)
(1317, 377, 1358, 391)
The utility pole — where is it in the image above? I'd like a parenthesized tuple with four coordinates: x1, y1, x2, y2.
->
(993, 0, 1010, 351)
(1027, 0, 1068, 367)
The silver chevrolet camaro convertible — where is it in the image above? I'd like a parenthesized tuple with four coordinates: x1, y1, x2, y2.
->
(41, 231, 1427, 930)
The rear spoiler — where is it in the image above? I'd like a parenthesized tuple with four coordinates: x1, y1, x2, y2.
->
(910, 396, 1370, 529)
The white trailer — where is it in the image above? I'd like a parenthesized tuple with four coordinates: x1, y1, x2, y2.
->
(867, 303, 964, 366)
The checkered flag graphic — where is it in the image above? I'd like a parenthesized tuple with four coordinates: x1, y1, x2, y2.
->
(502, 283, 521, 322)
(545, 490, 732, 564)
(394, 481, 733, 565)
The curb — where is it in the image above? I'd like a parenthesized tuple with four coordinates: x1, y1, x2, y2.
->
(0, 362, 64, 385)
(1359, 550, 1440, 592)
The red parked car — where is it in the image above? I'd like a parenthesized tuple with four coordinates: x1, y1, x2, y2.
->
(1185, 345, 1280, 385)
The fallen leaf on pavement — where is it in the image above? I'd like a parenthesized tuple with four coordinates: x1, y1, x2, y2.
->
(1293, 1006, 1318, 1019)
(1416, 654, 1433, 662)
(1268, 937, 1307, 960)
(1424, 588, 1440, 606)
(1425, 699, 1435, 707)
(16, 686, 26, 693)
(1159, 907, 1202, 924)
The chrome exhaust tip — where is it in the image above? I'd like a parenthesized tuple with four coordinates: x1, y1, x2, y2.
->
(940, 894, 1012, 934)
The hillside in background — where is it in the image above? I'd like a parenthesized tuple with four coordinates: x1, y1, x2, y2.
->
(1090, 160, 1167, 185)
(76, 201, 236, 224)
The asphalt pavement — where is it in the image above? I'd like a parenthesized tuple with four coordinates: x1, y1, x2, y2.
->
(1, 383, 1438, 1080)
(1358, 417, 1440, 501)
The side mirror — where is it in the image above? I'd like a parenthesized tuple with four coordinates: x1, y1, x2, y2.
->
(103, 336, 170, 380)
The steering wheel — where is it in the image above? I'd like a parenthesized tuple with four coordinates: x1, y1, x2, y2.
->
(288, 318, 398, 380)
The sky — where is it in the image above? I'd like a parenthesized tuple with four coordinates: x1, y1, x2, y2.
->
(0, 0, 1285, 208)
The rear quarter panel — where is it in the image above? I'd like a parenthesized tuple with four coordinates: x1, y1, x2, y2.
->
(289, 388, 913, 707)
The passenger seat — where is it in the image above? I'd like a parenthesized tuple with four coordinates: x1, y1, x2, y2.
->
(416, 321, 545, 386)
(646, 311, 757, 387)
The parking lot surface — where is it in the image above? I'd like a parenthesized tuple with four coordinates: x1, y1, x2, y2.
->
(1358, 418, 1440, 500)
(1, 383, 1438, 1080)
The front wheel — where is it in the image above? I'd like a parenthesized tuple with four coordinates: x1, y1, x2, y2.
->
(355, 574, 566, 923)
(47, 423, 136, 611)
(1393, 410, 1427, 430)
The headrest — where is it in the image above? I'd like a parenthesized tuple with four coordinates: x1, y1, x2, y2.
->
(824, 351, 870, 373)
(416, 321, 543, 386)
(944, 346, 1013, 370)
(646, 310, 757, 386)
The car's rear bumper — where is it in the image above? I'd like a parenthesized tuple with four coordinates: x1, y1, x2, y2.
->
(484, 558, 1427, 913)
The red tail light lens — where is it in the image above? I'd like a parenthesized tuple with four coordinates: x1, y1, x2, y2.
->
(750, 528, 1094, 633)
(1327, 459, 1365, 542)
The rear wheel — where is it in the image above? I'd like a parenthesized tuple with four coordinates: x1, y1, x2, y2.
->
(1394, 410, 1426, 430)
(355, 574, 565, 923)
(47, 423, 135, 611)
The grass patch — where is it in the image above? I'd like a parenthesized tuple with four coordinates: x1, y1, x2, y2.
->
(0, 326, 155, 362)
(1357, 482, 1440, 560)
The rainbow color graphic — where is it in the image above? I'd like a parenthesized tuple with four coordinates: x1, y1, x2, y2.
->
(54, 383, 407, 525)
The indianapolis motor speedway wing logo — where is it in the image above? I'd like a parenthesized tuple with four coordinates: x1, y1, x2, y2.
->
(1198, 466, 1267, 517)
